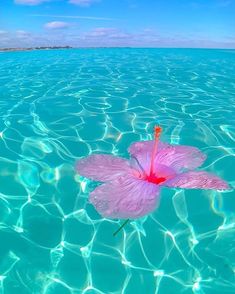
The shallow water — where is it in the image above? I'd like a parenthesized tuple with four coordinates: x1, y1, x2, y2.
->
(0, 48, 235, 294)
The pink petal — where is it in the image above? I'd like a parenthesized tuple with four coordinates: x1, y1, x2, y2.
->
(155, 145, 207, 172)
(129, 140, 206, 174)
(76, 154, 131, 182)
(129, 141, 168, 156)
(128, 141, 168, 172)
(90, 175, 160, 219)
(166, 171, 231, 190)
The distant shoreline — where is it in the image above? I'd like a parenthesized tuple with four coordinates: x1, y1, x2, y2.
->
(0, 46, 73, 52)
(0, 46, 234, 52)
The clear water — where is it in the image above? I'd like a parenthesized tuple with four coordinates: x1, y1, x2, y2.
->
(0, 48, 234, 294)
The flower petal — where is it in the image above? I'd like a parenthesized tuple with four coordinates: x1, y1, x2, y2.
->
(155, 145, 207, 172)
(128, 141, 168, 172)
(129, 140, 206, 173)
(76, 154, 131, 182)
(90, 175, 160, 219)
(129, 140, 168, 156)
(166, 171, 231, 190)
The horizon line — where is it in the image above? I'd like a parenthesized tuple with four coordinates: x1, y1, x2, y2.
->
(1, 46, 235, 51)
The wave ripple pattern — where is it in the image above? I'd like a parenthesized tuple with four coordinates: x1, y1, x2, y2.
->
(0, 48, 235, 294)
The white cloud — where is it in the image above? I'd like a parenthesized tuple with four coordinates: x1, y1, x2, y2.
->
(85, 27, 130, 40)
(0, 30, 70, 48)
(0, 28, 234, 49)
(15, 0, 100, 6)
(15, 0, 48, 5)
(86, 27, 117, 37)
(81, 27, 133, 46)
(0, 30, 8, 35)
(16, 30, 32, 37)
(69, 0, 98, 7)
(30, 14, 114, 21)
(44, 21, 70, 29)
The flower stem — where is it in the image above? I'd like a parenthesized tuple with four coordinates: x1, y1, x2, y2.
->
(113, 219, 130, 236)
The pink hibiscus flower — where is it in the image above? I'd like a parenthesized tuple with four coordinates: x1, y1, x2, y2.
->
(76, 126, 231, 219)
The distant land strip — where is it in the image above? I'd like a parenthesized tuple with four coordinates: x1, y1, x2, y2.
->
(0, 46, 73, 52)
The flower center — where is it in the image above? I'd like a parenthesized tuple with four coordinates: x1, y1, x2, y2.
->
(146, 174, 166, 184)
(132, 125, 167, 185)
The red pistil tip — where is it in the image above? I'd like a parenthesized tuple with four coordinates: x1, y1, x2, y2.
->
(154, 126, 162, 139)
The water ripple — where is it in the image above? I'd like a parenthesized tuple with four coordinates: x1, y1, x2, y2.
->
(0, 48, 234, 293)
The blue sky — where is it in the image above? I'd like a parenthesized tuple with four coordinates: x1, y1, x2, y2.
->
(0, 0, 235, 48)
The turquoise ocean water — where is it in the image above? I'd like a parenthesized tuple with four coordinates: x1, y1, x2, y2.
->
(0, 48, 235, 294)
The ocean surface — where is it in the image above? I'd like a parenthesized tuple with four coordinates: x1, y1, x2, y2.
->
(0, 48, 234, 294)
